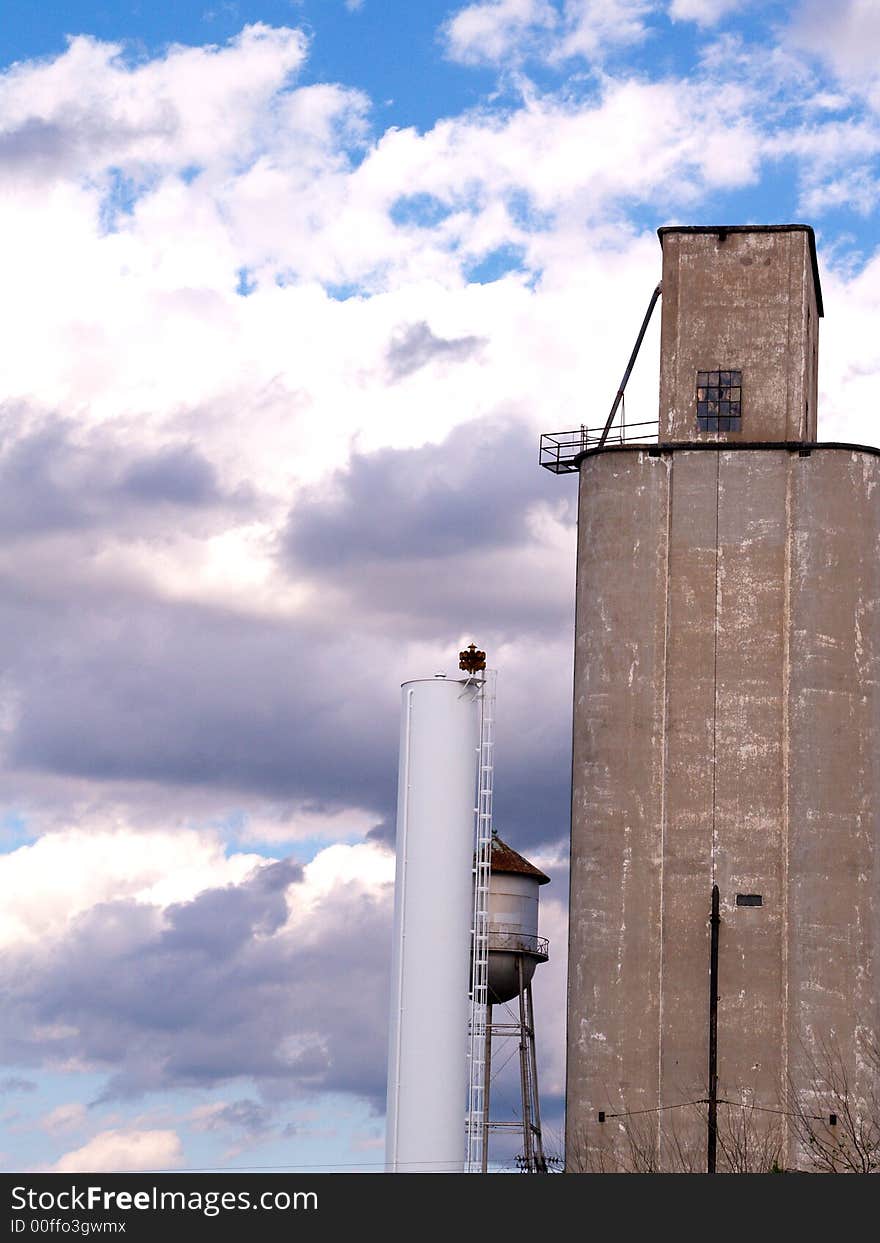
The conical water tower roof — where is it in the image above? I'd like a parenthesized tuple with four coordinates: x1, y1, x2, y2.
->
(489, 834, 550, 885)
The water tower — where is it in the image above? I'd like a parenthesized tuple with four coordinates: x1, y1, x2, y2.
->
(481, 833, 550, 1174)
(385, 651, 552, 1173)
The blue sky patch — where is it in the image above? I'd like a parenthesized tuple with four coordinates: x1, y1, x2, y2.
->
(464, 243, 528, 285)
(389, 191, 452, 229)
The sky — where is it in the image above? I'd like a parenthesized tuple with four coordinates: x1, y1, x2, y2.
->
(1, 0, 880, 1175)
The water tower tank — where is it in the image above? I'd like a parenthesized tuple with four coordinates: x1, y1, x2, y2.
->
(487, 835, 550, 1004)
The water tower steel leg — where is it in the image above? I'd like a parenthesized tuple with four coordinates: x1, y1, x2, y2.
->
(517, 957, 534, 1173)
(482, 1002, 493, 1174)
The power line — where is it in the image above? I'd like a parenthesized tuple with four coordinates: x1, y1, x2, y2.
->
(70, 1157, 467, 1174)
(600, 1096, 832, 1124)
(601, 1098, 709, 1120)
(59, 1099, 841, 1175)
(716, 1098, 832, 1123)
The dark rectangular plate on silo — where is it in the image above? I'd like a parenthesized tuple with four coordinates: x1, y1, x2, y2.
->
(736, 894, 763, 907)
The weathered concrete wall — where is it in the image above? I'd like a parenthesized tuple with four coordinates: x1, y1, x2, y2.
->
(567, 444, 880, 1172)
(713, 449, 788, 1133)
(787, 450, 880, 1158)
(658, 228, 820, 443)
(567, 449, 668, 1170)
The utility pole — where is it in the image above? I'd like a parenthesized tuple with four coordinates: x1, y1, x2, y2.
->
(707, 884, 720, 1174)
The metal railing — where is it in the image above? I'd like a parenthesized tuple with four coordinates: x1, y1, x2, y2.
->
(540, 278, 662, 474)
(487, 927, 550, 959)
(539, 419, 659, 473)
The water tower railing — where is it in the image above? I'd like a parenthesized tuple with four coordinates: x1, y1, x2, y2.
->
(487, 927, 549, 960)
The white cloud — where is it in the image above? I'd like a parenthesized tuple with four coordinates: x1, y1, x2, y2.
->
(669, 0, 744, 26)
(0, 834, 395, 1105)
(52, 1128, 184, 1172)
(812, 250, 880, 445)
(0, 22, 775, 644)
(800, 168, 880, 217)
(791, 0, 880, 89)
(0, 828, 264, 949)
(0, 822, 393, 958)
(291, 842, 394, 926)
(354, 77, 761, 239)
(0, 25, 876, 863)
(762, 116, 880, 218)
(554, 0, 654, 61)
(443, 0, 652, 66)
(444, 0, 557, 65)
(40, 1102, 88, 1135)
(0, 25, 308, 178)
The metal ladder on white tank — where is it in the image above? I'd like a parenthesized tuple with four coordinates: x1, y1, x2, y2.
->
(465, 669, 495, 1173)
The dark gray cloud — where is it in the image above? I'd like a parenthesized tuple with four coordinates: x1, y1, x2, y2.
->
(283, 417, 567, 566)
(0, 412, 575, 854)
(3, 590, 569, 849)
(365, 820, 394, 846)
(493, 722, 572, 855)
(3, 590, 400, 813)
(0, 412, 572, 1123)
(0, 119, 72, 171)
(0, 411, 246, 539)
(0, 845, 562, 1128)
(203, 1099, 275, 1137)
(120, 445, 221, 506)
(0, 858, 392, 1107)
(0, 419, 92, 536)
(0, 1076, 37, 1094)
(386, 321, 485, 379)
(163, 857, 300, 955)
(0, 111, 175, 184)
(281, 420, 577, 825)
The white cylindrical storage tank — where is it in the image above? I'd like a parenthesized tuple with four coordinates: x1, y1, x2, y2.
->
(385, 675, 480, 1173)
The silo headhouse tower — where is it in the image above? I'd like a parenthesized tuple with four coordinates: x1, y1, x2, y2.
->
(544, 225, 880, 1171)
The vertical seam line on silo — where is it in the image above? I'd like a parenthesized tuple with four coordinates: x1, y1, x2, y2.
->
(564, 467, 582, 1154)
(781, 452, 793, 1157)
(657, 449, 673, 1164)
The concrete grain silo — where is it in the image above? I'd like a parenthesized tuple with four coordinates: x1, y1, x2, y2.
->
(543, 225, 880, 1172)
